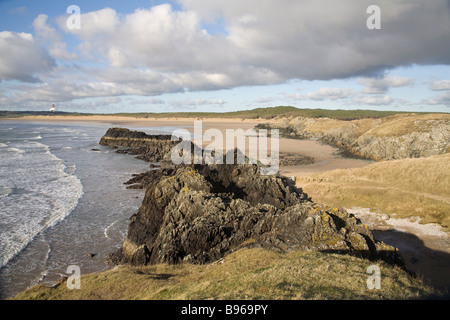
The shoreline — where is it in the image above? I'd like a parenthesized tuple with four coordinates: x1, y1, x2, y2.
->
(0, 114, 269, 125)
(0, 121, 150, 299)
(2, 115, 375, 175)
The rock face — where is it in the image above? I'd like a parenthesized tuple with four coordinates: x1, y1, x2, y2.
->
(262, 114, 450, 161)
(105, 140, 403, 266)
(349, 124, 449, 160)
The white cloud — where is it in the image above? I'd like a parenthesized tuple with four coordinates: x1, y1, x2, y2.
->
(305, 87, 353, 101)
(358, 75, 414, 94)
(430, 80, 450, 91)
(285, 87, 353, 101)
(254, 96, 274, 104)
(168, 98, 225, 108)
(148, 97, 166, 105)
(33, 14, 78, 61)
(422, 91, 450, 107)
(0, 31, 55, 82)
(353, 95, 394, 106)
(61, 7, 120, 40)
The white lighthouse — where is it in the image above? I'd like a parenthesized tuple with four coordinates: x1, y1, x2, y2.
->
(50, 104, 56, 113)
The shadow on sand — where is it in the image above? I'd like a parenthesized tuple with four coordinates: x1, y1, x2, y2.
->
(372, 229, 450, 298)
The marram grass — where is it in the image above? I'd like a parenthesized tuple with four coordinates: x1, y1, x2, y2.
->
(12, 248, 441, 300)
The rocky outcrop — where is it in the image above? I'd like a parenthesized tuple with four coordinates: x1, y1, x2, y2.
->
(107, 147, 403, 267)
(349, 124, 450, 160)
(99, 128, 181, 162)
(278, 152, 315, 166)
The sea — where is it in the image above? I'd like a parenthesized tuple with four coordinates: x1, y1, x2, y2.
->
(0, 120, 177, 299)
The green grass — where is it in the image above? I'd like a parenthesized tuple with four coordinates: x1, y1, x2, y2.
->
(11, 248, 442, 300)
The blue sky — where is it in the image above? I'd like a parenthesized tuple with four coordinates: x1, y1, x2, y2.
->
(0, 0, 449, 113)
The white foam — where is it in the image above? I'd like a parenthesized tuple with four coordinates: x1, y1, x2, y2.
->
(0, 186, 12, 198)
(104, 218, 128, 242)
(0, 140, 83, 268)
(8, 147, 24, 154)
(104, 221, 115, 239)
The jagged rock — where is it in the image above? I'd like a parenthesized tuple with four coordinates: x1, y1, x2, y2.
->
(100, 128, 404, 267)
(108, 157, 403, 267)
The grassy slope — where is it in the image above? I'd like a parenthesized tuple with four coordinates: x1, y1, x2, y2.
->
(296, 153, 450, 231)
(273, 112, 450, 138)
(12, 248, 440, 300)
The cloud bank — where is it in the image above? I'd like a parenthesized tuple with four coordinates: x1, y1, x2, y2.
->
(1, 0, 450, 110)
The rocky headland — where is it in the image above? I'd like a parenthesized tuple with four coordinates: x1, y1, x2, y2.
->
(257, 113, 450, 161)
(101, 128, 404, 268)
(99, 127, 181, 162)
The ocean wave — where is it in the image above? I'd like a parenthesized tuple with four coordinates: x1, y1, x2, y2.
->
(0, 186, 13, 198)
(0, 141, 84, 268)
(104, 218, 127, 242)
(8, 147, 24, 154)
(104, 221, 116, 239)
(64, 163, 77, 175)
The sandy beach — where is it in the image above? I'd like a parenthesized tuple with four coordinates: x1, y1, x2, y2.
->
(7, 115, 374, 176)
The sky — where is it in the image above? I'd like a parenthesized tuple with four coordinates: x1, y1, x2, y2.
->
(0, 0, 449, 114)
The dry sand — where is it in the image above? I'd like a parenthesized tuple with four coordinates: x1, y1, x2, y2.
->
(10, 114, 267, 128)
